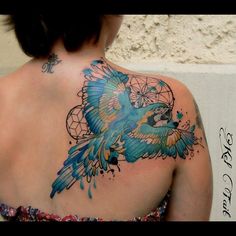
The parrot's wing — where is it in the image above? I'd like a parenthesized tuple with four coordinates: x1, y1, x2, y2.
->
(122, 122, 196, 162)
(82, 59, 131, 134)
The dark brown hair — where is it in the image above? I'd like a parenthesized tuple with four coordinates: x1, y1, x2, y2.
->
(5, 13, 105, 58)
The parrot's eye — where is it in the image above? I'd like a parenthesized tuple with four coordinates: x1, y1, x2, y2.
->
(154, 109, 160, 114)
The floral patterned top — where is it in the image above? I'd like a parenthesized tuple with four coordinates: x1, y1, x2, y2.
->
(0, 191, 170, 222)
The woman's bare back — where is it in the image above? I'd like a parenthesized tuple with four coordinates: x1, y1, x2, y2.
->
(0, 56, 212, 220)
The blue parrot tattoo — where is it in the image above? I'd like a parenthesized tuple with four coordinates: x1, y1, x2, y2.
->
(50, 59, 197, 199)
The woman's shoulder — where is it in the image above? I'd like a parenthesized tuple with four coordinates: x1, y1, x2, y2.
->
(108, 60, 193, 97)
(109, 61, 209, 160)
(109, 61, 198, 124)
(0, 66, 27, 102)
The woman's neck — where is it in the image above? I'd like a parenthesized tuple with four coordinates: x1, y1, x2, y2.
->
(49, 39, 106, 62)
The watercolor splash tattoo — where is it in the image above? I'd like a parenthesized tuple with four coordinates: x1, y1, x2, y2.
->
(50, 59, 200, 199)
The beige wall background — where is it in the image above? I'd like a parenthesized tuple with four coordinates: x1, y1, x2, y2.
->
(0, 15, 236, 72)
(107, 15, 236, 64)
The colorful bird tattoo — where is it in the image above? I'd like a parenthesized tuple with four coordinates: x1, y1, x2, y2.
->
(50, 59, 197, 199)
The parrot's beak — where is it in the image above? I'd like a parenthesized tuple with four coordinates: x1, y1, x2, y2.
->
(160, 108, 171, 121)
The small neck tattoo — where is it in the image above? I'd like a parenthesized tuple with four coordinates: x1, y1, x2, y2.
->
(42, 53, 62, 74)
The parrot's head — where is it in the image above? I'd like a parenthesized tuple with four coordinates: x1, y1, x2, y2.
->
(154, 105, 172, 120)
(146, 103, 172, 127)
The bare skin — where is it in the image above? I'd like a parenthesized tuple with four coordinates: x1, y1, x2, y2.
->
(0, 16, 212, 221)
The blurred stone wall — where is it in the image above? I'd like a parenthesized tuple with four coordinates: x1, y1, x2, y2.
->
(0, 15, 236, 71)
(106, 15, 236, 64)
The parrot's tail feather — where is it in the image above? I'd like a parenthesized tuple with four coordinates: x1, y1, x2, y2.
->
(50, 135, 107, 198)
(66, 179, 77, 190)
(50, 167, 76, 198)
